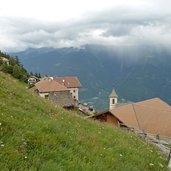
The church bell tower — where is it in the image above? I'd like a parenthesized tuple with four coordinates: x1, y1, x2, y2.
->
(109, 88, 118, 110)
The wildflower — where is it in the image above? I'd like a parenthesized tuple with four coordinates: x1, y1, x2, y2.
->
(24, 156, 27, 159)
(119, 154, 123, 157)
(23, 142, 27, 145)
(159, 163, 164, 168)
(1, 144, 4, 147)
(149, 163, 154, 167)
(0, 122, 1, 126)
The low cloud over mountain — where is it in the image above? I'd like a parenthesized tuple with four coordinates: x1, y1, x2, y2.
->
(0, 0, 171, 52)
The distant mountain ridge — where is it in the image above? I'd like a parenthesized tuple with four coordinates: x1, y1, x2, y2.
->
(12, 44, 171, 109)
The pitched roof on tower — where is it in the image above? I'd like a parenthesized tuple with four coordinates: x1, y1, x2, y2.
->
(109, 88, 118, 98)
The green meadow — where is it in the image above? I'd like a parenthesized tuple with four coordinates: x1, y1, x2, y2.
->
(0, 72, 168, 170)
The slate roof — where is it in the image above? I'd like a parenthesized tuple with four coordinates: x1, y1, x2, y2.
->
(109, 89, 118, 98)
(53, 76, 81, 88)
(49, 91, 75, 107)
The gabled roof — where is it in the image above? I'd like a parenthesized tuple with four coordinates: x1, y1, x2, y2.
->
(110, 98, 171, 137)
(35, 78, 68, 93)
(53, 76, 81, 88)
(111, 103, 139, 128)
(110, 89, 118, 98)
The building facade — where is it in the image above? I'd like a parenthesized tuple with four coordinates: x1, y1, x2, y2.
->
(53, 76, 81, 101)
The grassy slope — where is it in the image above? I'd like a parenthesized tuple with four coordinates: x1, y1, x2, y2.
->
(0, 72, 168, 171)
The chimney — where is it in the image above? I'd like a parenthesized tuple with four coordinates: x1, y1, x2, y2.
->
(62, 79, 65, 85)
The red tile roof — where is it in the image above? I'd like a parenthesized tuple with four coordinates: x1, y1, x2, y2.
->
(110, 98, 171, 137)
(35, 78, 68, 93)
(53, 76, 81, 88)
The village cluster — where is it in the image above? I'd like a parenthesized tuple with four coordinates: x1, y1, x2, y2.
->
(28, 75, 171, 142)
(28, 75, 95, 114)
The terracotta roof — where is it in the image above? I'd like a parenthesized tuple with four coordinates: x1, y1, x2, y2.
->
(35, 78, 68, 93)
(53, 76, 81, 88)
(110, 88, 118, 98)
(110, 98, 171, 137)
(135, 98, 171, 111)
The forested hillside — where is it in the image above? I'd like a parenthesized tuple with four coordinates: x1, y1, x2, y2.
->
(0, 51, 29, 82)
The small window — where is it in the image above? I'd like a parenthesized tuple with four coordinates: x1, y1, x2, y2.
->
(74, 96, 76, 99)
(45, 95, 49, 99)
(112, 99, 115, 104)
(73, 90, 76, 93)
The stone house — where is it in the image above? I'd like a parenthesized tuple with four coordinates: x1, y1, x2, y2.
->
(31, 77, 75, 108)
(53, 76, 81, 101)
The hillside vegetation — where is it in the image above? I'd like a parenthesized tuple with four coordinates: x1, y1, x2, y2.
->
(0, 72, 168, 170)
(0, 51, 29, 82)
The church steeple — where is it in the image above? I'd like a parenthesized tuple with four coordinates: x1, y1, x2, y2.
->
(109, 88, 118, 110)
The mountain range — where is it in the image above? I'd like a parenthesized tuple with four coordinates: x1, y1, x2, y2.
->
(13, 44, 171, 110)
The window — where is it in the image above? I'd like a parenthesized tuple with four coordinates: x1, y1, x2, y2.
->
(74, 96, 76, 99)
(112, 99, 115, 104)
(45, 95, 49, 99)
(73, 90, 76, 93)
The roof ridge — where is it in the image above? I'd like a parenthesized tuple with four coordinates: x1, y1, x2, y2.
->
(134, 103, 171, 113)
(132, 104, 141, 130)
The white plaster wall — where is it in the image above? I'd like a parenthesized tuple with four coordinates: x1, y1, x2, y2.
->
(69, 88, 79, 101)
(39, 92, 49, 98)
(109, 97, 118, 110)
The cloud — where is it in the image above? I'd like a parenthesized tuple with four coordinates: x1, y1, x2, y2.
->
(0, 0, 171, 52)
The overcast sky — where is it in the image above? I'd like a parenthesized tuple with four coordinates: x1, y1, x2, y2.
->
(0, 0, 171, 52)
